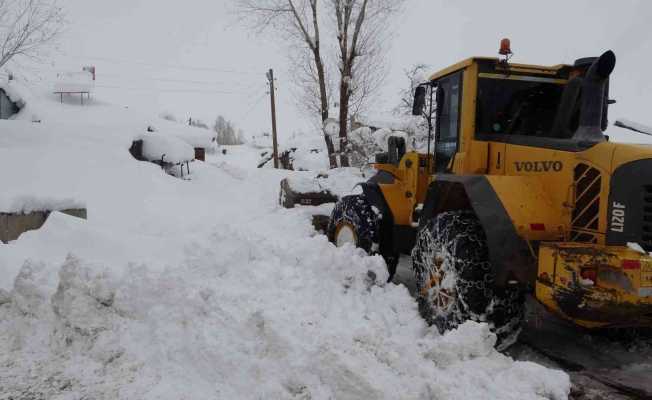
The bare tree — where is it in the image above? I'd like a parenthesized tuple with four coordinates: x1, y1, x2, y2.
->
(394, 64, 430, 116)
(394, 63, 434, 152)
(0, 0, 64, 69)
(237, 0, 402, 168)
(331, 0, 402, 166)
(236, 0, 337, 167)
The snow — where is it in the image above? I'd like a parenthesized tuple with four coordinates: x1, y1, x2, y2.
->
(170, 128, 212, 149)
(208, 144, 266, 171)
(0, 120, 95, 213)
(139, 132, 195, 164)
(349, 114, 430, 163)
(292, 147, 329, 171)
(323, 118, 339, 137)
(154, 119, 214, 149)
(579, 278, 595, 286)
(285, 174, 326, 194)
(356, 114, 416, 132)
(254, 131, 331, 171)
(53, 71, 95, 93)
(0, 79, 27, 109)
(2, 196, 84, 214)
(627, 242, 646, 254)
(249, 132, 273, 149)
(616, 118, 652, 135)
(609, 119, 652, 144)
(317, 167, 367, 197)
(0, 78, 571, 399)
(285, 168, 365, 198)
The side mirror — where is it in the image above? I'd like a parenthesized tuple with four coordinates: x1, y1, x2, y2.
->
(412, 86, 426, 116)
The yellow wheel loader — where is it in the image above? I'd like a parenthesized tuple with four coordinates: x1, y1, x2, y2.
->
(328, 45, 652, 348)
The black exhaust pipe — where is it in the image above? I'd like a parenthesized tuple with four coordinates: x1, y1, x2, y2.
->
(574, 50, 616, 143)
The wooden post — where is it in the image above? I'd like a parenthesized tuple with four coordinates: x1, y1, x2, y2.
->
(267, 69, 279, 169)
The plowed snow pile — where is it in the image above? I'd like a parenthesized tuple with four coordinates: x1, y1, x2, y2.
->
(0, 83, 570, 399)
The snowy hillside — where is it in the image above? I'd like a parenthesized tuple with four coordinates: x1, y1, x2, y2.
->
(0, 82, 570, 399)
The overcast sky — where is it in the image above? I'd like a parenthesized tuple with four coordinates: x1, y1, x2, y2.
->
(31, 0, 652, 140)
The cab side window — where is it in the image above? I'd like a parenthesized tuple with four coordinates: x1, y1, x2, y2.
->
(435, 72, 462, 172)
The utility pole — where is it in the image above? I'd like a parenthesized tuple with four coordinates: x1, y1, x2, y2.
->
(266, 68, 279, 169)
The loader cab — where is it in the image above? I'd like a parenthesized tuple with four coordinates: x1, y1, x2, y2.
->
(412, 52, 615, 176)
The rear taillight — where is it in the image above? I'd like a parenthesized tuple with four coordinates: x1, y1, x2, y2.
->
(622, 259, 641, 270)
(530, 223, 545, 231)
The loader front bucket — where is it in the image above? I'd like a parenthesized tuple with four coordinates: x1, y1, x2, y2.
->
(536, 242, 652, 329)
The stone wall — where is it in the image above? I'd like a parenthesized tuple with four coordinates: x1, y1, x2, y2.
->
(0, 209, 87, 243)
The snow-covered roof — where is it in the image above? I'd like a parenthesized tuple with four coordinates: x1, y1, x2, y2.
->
(615, 118, 652, 135)
(169, 128, 213, 149)
(139, 133, 195, 164)
(0, 80, 27, 109)
(1, 195, 84, 214)
(154, 117, 214, 149)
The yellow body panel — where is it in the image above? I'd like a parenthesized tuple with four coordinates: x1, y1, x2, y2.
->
(428, 57, 569, 81)
(485, 175, 566, 241)
(478, 73, 568, 84)
(375, 152, 428, 226)
(611, 143, 652, 169)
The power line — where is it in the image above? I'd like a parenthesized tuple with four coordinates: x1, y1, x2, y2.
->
(12, 64, 266, 92)
(94, 84, 240, 95)
(98, 73, 236, 86)
(98, 74, 266, 93)
(238, 91, 268, 119)
(64, 54, 262, 75)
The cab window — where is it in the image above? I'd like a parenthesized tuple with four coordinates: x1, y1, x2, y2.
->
(434, 72, 462, 172)
(476, 76, 564, 137)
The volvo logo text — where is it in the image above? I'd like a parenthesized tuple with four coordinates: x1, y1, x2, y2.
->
(514, 161, 563, 173)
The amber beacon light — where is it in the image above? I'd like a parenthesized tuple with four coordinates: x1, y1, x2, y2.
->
(499, 38, 512, 56)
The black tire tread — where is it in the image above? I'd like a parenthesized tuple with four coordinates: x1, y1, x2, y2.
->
(327, 194, 380, 253)
(412, 210, 524, 349)
(328, 195, 400, 282)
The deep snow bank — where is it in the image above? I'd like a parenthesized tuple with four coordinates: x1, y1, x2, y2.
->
(0, 234, 569, 399)
(0, 80, 570, 399)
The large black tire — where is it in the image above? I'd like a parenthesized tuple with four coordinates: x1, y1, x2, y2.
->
(328, 194, 398, 280)
(412, 210, 524, 350)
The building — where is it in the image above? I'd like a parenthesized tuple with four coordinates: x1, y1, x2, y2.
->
(0, 88, 19, 119)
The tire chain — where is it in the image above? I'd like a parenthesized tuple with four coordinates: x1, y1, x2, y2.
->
(413, 212, 492, 326)
(413, 211, 524, 347)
